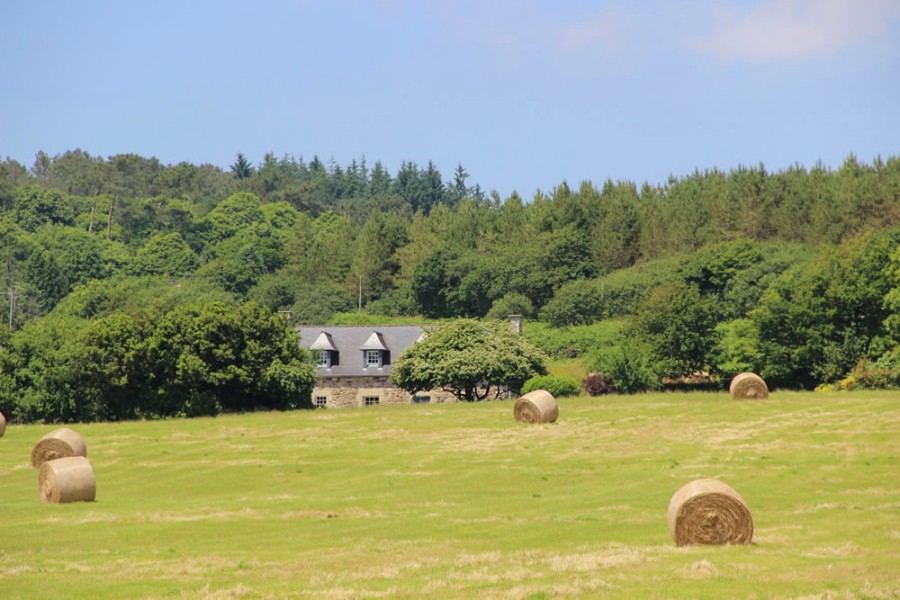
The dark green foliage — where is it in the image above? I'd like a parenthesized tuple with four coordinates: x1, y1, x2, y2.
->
(711, 318, 763, 377)
(25, 250, 68, 311)
(411, 249, 458, 318)
(363, 287, 418, 318)
(631, 282, 720, 378)
(521, 375, 580, 397)
(524, 320, 626, 359)
(129, 232, 199, 277)
(540, 256, 683, 326)
(585, 339, 660, 394)
(0, 300, 316, 423)
(1, 148, 899, 401)
(391, 319, 548, 401)
(290, 282, 355, 324)
(53, 276, 234, 320)
(12, 186, 77, 230)
(485, 292, 535, 321)
(752, 227, 900, 388)
(230, 153, 255, 180)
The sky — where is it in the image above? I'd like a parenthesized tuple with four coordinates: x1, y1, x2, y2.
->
(2, 0, 899, 199)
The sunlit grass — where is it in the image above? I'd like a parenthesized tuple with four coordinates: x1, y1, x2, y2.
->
(548, 358, 589, 382)
(1, 391, 898, 598)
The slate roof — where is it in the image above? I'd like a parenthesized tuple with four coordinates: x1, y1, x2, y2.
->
(298, 325, 426, 377)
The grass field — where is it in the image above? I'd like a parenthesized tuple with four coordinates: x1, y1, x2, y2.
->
(1, 391, 898, 599)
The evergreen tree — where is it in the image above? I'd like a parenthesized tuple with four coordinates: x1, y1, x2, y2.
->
(230, 153, 255, 180)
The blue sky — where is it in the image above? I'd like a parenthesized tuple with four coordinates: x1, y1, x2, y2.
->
(2, 0, 898, 198)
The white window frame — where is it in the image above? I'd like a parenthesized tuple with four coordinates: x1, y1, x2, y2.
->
(363, 396, 379, 407)
(365, 349, 381, 368)
(412, 395, 431, 404)
(314, 395, 327, 408)
(316, 351, 330, 368)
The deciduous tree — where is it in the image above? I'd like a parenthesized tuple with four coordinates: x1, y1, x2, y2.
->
(391, 319, 548, 401)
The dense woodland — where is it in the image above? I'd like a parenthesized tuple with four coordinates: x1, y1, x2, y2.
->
(0, 149, 898, 422)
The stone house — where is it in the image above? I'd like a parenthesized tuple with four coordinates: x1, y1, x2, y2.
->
(297, 325, 457, 408)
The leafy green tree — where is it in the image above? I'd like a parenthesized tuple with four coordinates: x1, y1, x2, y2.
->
(195, 191, 265, 245)
(54, 275, 234, 320)
(632, 281, 720, 378)
(710, 318, 763, 377)
(445, 252, 500, 317)
(486, 292, 535, 321)
(31, 151, 51, 181)
(411, 248, 457, 318)
(498, 225, 599, 309)
(879, 246, 900, 369)
(0, 315, 92, 422)
(539, 279, 606, 327)
(12, 186, 76, 231)
(585, 338, 660, 394)
(130, 232, 200, 277)
(25, 250, 69, 311)
(391, 319, 548, 401)
(142, 301, 316, 416)
(45, 149, 108, 196)
(290, 282, 355, 324)
(752, 228, 900, 387)
(352, 210, 409, 304)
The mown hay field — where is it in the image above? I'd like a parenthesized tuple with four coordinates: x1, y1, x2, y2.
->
(1, 391, 898, 599)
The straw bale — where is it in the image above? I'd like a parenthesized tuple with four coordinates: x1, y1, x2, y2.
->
(729, 372, 769, 400)
(667, 478, 753, 546)
(514, 390, 559, 424)
(31, 428, 87, 468)
(38, 456, 96, 503)
(0, 411, 5, 437)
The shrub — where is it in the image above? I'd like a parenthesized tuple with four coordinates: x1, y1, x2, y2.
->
(521, 375, 580, 398)
(486, 292, 535, 321)
(582, 373, 614, 396)
(585, 339, 660, 394)
(846, 358, 900, 389)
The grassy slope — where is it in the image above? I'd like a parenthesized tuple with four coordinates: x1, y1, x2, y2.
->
(1, 392, 898, 599)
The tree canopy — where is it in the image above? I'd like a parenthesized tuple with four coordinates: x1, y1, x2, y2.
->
(0, 148, 898, 404)
(390, 319, 548, 401)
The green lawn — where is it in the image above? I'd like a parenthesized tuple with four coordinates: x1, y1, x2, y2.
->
(1, 391, 898, 599)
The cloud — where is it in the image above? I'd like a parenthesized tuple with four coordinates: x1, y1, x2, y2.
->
(693, 0, 900, 63)
(433, 1, 632, 71)
(554, 9, 630, 55)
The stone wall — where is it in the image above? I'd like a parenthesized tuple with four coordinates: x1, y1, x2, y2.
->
(312, 376, 457, 408)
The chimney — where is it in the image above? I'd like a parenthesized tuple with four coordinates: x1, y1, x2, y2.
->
(508, 314, 523, 335)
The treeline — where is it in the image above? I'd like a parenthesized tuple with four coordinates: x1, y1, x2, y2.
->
(0, 149, 898, 421)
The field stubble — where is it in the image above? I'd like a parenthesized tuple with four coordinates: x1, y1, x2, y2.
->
(1, 391, 898, 598)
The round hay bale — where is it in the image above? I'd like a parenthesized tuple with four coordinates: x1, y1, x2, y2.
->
(30, 428, 87, 468)
(38, 456, 96, 503)
(667, 478, 754, 546)
(729, 372, 769, 400)
(0, 411, 6, 437)
(514, 390, 559, 424)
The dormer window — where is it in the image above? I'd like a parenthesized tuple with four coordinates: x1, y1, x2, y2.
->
(360, 331, 390, 369)
(310, 331, 339, 369)
(365, 349, 382, 368)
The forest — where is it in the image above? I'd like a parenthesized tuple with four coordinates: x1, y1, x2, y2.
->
(0, 149, 898, 422)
